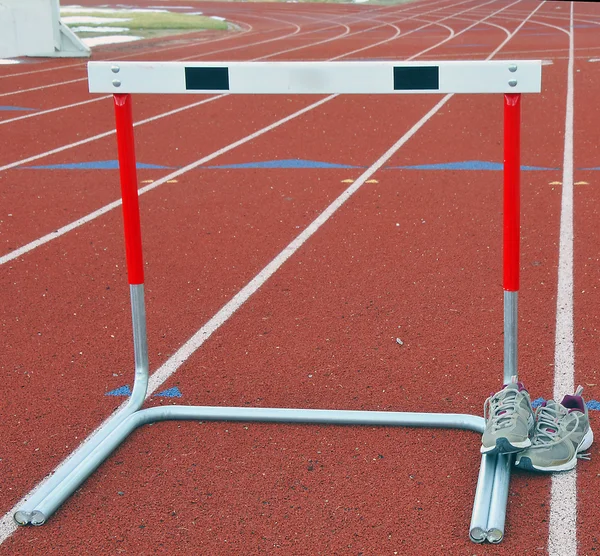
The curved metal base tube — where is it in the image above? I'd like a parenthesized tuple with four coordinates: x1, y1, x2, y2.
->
(17, 406, 486, 525)
(14, 285, 149, 526)
(13, 287, 511, 542)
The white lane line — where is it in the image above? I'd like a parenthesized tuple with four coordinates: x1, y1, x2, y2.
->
(0, 96, 111, 126)
(0, 95, 226, 174)
(549, 2, 577, 556)
(0, 77, 87, 98)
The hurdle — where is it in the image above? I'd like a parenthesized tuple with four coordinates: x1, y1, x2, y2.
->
(15, 60, 542, 544)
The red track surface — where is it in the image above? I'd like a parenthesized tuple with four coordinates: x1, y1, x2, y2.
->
(1, 0, 599, 554)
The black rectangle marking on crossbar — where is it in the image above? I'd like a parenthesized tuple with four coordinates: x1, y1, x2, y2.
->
(185, 67, 230, 90)
(393, 66, 439, 90)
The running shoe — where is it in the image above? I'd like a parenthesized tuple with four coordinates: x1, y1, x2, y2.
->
(480, 376, 535, 455)
(515, 386, 593, 472)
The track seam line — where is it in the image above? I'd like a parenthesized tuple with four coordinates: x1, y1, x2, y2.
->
(549, 2, 577, 555)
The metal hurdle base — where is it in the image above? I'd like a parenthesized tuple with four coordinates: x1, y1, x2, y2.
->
(14, 292, 510, 543)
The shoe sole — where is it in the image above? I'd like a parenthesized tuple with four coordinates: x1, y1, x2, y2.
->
(480, 437, 531, 456)
(515, 427, 594, 472)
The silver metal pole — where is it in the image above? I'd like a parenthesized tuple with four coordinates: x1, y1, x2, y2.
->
(485, 453, 512, 543)
(503, 291, 518, 383)
(14, 285, 150, 525)
(27, 406, 484, 525)
(469, 454, 497, 542)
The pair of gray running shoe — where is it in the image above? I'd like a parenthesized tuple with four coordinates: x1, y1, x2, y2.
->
(480, 377, 594, 472)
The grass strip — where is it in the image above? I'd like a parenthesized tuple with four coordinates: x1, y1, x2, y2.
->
(61, 11, 229, 31)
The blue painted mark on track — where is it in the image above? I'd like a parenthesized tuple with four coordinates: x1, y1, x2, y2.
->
(104, 385, 183, 397)
(21, 160, 174, 170)
(387, 160, 558, 171)
(15, 158, 570, 172)
(105, 385, 132, 396)
(531, 397, 599, 410)
(0, 106, 36, 111)
(155, 387, 182, 398)
(205, 158, 362, 170)
(580, 167, 600, 171)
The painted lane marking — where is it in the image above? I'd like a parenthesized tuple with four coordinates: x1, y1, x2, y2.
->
(14, 158, 591, 172)
(204, 159, 362, 169)
(550, 3, 577, 555)
(386, 160, 557, 170)
(155, 387, 182, 398)
(0, 106, 36, 111)
(20, 160, 174, 170)
(105, 385, 132, 396)
(105, 386, 182, 397)
(0, 78, 86, 98)
(0, 97, 111, 126)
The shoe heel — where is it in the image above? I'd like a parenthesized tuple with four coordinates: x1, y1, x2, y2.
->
(578, 428, 594, 452)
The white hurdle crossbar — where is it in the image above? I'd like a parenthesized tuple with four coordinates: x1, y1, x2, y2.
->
(14, 60, 542, 544)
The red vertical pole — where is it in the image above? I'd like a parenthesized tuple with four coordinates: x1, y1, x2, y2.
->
(503, 93, 520, 292)
(113, 93, 144, 285)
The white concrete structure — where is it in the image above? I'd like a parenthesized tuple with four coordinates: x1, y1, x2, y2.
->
(0, 0, 90, 59)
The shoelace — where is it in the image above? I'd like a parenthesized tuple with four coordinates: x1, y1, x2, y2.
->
(528, 403, 582, 450)
(483, 389, 519, 430)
